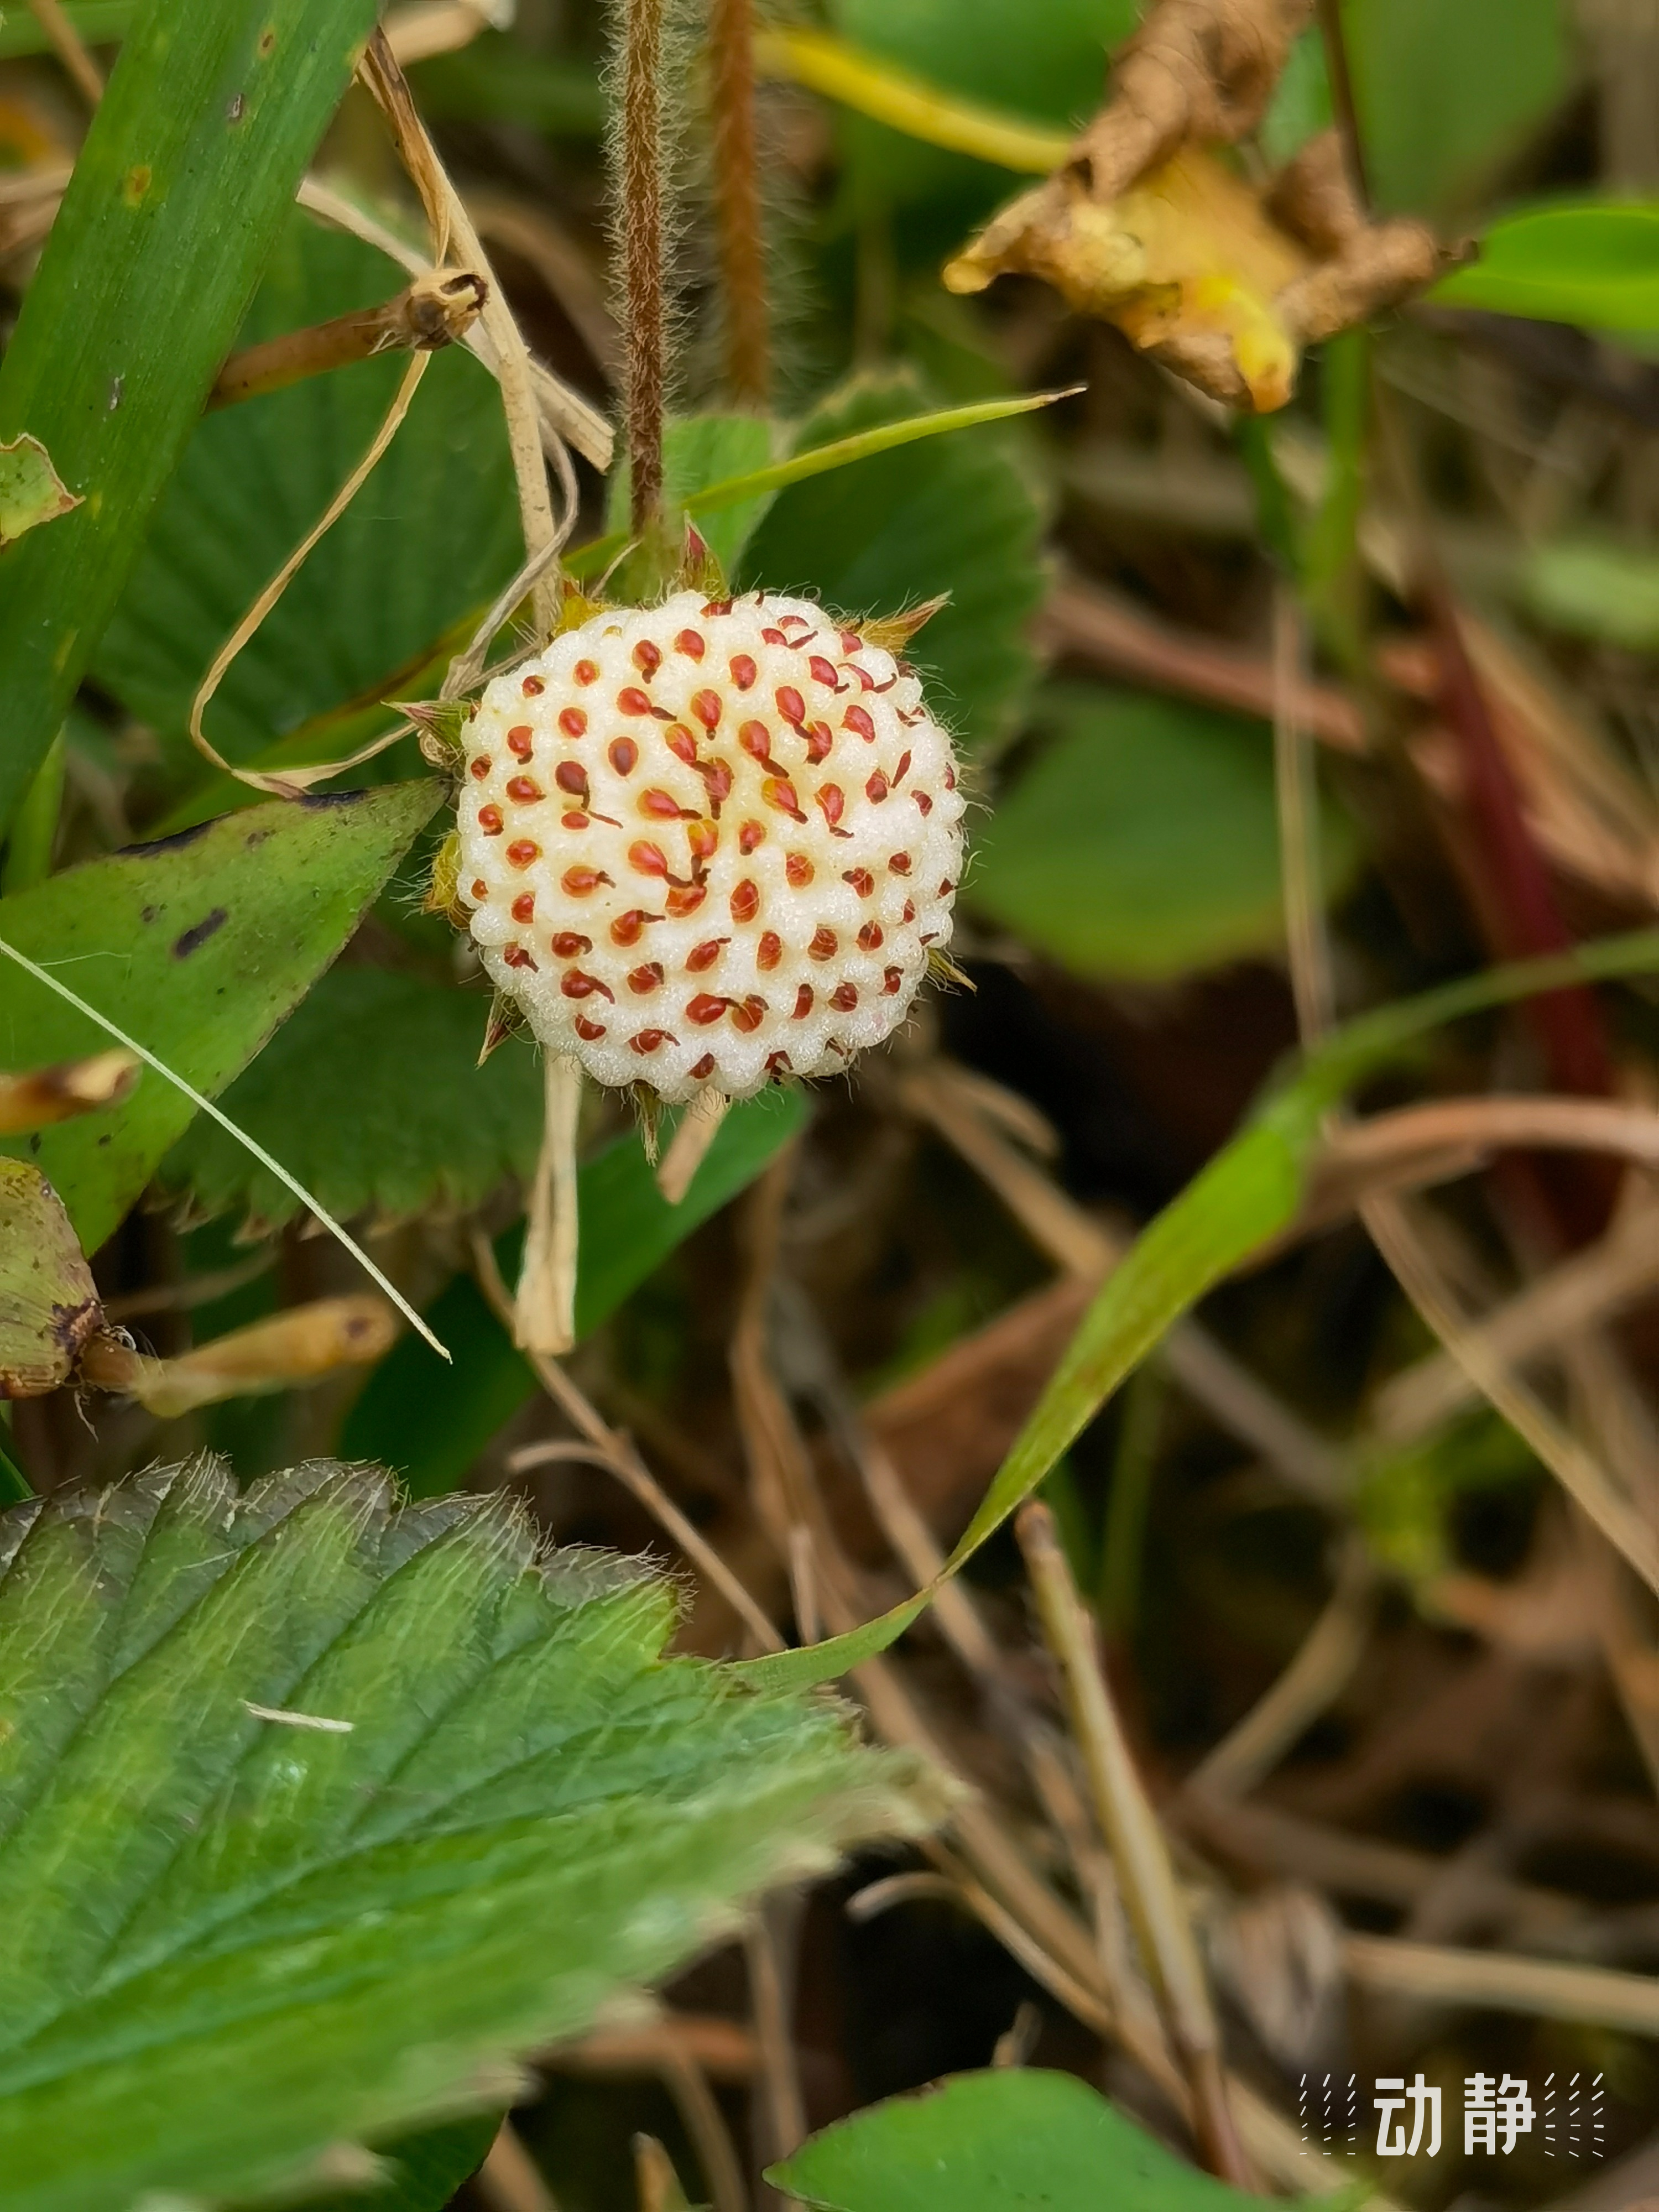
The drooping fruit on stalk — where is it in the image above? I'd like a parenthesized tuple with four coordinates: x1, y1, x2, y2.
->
(453, 581, 966, 1106)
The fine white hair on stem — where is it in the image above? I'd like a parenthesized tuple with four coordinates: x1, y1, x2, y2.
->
(0, 934, 451, 1363)
(603, 0, 697, 531)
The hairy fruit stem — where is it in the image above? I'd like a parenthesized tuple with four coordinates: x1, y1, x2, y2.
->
(621, 0, 669, 538)
(709, 0, 769, 406)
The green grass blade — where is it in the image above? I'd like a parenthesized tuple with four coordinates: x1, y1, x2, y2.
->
(567, 390, 1072, 579)
(0, 2, 132, 57)
(0, 0, 379, 836)
(739, 924, 1659, 1691)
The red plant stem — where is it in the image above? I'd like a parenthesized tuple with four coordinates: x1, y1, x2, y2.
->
(1427, 587, 1618, 1241)
(709, 0, 769, 407)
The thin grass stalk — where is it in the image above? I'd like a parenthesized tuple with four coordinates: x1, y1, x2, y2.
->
(708, 0, 769, 406)
(1016, 1501, 1252, 2188)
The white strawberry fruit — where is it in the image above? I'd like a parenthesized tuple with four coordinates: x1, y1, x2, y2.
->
(456, 588, 966, 1104)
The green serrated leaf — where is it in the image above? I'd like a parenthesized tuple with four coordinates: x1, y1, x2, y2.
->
(0, 783, 440, 1252)
(0, 0, 381, 838)
(968, 686, 1358, 981)
(297, 2111, 502, 2212)
(738, 372, 1045, 753)
(1344, 0, 1567, 216)
(93, 209, 521, 786)
(0, 1461, 933, 2212)
(774, 2068, 1272, 2212)
(342, 1087, 809, 1495)
(159, 967, 542, 1233)
(0, 436, 81, 549)
(1432, 200, 1659, 331)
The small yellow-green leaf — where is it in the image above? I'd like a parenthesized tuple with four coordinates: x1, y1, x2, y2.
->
(0, 436, 80, 549)
(1432, 200, 1659, 329)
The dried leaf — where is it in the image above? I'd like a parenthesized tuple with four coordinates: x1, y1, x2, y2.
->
(0, 434, 80, 549)
(0, 1050, 138, 1136)
(0, 1161, 100, 1399)
(84, 1296, 402, 1420)
(944, 0, 1451, 410)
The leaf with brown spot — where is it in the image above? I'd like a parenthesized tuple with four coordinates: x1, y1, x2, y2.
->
(0, 1161, 100, 1398)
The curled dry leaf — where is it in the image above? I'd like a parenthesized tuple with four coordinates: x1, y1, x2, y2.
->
(209, 267, 489, 411)
(0, 1160, 101, 1399)
(78, 1295, 400, 1420)
(0, 432, 80, 548)
(0, 1050, 139, 1136)
(943, 0, 1453, 411)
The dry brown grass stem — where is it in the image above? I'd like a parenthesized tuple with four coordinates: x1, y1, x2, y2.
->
(514, 1054, 581, 1354)
(359, 29, 564, 633)
(1177, 1790, 1589, 1939)
(187, 352, 432, 795)
(210, 269, 486, 408)
(1342, 1932, 1659, 2037)
(1186, 1537, 1378, 1798)
(551, 2013, 760, 2081)
(855, 1436, 1004, 1681)
(708, 0, 770, 405)
(731, 1155, 866, 1641)
(25, 0, 102, 106)
(1016, 1500, 1252, 2188)
(1363, 1188, 1659, 1597)
(899, 1058, 1347, 1504)
(658, 1088, 731, 1202)
(383, 0, 500, 67)
(745, 1908, 807, 2173)
(1374, 1195, 1659, 1440)
(655, 2046, 749, 2212)
(477, 2122, 561, 2212)
(898, 1064, 1110, 1278)
(620, 0, 669, 535)
(295, 175, 612, 471)
(475, 1234, 784, 1651)
(1323, 1095, 1659, 1190)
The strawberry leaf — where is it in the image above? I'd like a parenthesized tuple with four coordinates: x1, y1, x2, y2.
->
(0, 1461, 934, 2212)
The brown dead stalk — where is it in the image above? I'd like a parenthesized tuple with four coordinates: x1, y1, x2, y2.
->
(210, 269, 487, 409)
(1017, 1500, 1251, 2185)
(0, 1048, 137, 1134)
